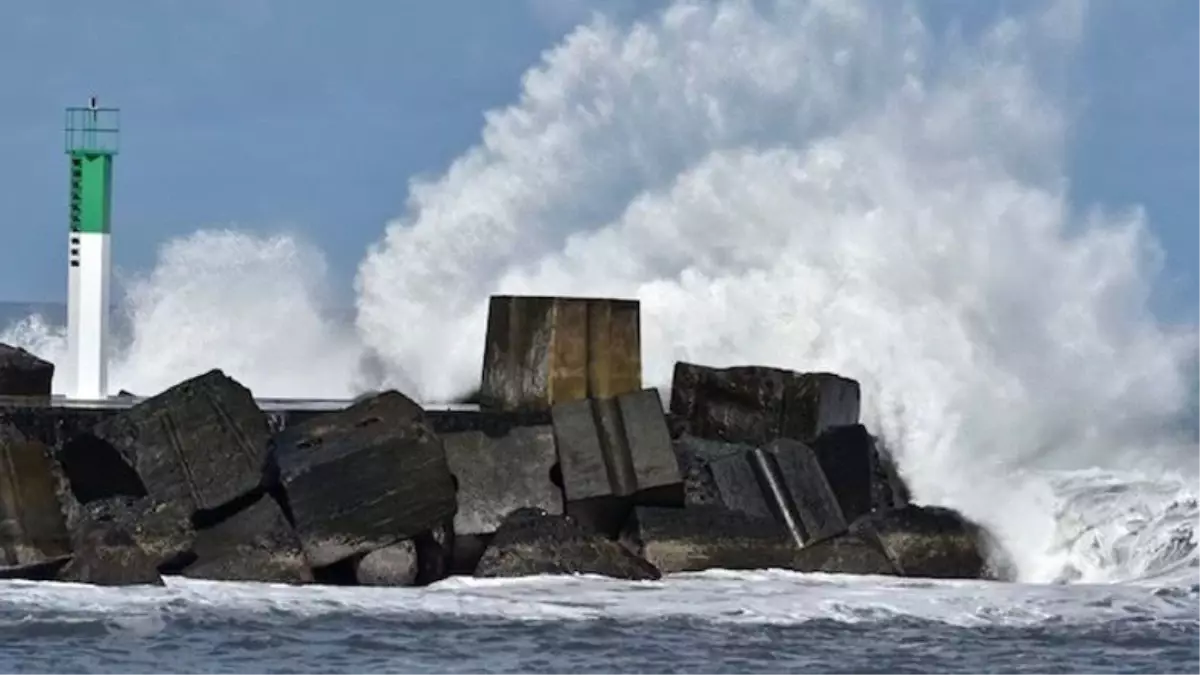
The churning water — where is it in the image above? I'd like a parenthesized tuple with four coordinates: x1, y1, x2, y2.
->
(2, 0, 1196, 671)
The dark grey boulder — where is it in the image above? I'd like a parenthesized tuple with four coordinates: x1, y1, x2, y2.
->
(355, 540, 419, 586)
(59, 369, 271, 515)
(475, 508, 660, 580)
(669, 362, 859, 445)
(0, 343, 53, 398)
(182, 496, 312, 583)
(269, 391, 457, 568)
(58, 496, 194, 586)
(0, 423, 71, 566)
(850, 505, 999, 579)
(621, 505, 799, 574)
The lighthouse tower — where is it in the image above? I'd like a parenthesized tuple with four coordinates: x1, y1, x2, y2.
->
(64, 98, 119, 400)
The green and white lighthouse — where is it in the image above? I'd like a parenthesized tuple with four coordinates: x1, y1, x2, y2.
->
(64, 98, 118, 400)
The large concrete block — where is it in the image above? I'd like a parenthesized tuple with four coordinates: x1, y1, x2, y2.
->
(0, 424, 70, 565)
(809, 424, 901, 524)
(0, 343, 53, 398)
(621, 505, 798, 574)
(669, 362, 859, 445)
(270, 391, 457, 567)
(673, 436, 846, 546)
(443, 425, 562, 536)
(480, 295, 641, 411)
(551, 388, 683, 534)
(63, 369, 271, 514)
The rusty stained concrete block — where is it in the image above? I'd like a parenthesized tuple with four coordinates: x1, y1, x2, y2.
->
(480, 295, 641, 412)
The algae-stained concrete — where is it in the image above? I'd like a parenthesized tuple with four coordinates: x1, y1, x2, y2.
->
(480, 295, 642, 411)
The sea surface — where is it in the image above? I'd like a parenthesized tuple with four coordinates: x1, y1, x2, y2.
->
(0, 568, 1196, 673)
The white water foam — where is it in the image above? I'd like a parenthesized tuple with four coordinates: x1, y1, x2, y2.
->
(2, 0, 1196, 588)
(0, 570, 1195, 631)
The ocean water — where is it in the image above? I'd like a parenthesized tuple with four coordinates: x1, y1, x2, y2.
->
(2, 0, 1198, 672)
(1, 564, 1196, 673)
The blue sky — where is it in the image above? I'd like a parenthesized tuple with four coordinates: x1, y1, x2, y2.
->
(0, 0, 1195, 323)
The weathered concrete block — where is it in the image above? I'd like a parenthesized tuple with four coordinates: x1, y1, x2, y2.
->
(270, 391, 457, 568)
(480, 295, 641, 411)
(355, 540, 418, 586)
(621, 505, 798, 573)
(809, 424, 903, 524)
(62, 369, 271, 514)
(58, 496, 194, 586)
(182, 496, 312, 583)
(672, 436, 846, 546)
(443, 424, 561, 536)
(0, 343, 53, 398)
(552, 388, 683, 534)
(669, 362, 859, 445)
(849, 505, 999, 580)
(475, 507, 660, 580)
(749, 440, 847, 544)
(0, 424, 71, 565)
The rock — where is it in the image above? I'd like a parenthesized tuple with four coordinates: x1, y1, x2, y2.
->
(809, 424, 904, 523)
(59, 369, 271, 514)
(480, 295, 642, 411)
(850, 505, 996, 579)
(0, 424, 71, 565)
(0, 343, 54, 398)
(0, 554, 72, 580)
(475, 508, 660, 581)
(621, 505, 799, 574)
(355, 540, 418, 586)
(182, 496, 312, 583)
(270, 390, 457, 568)
(443, 424, 562, 536)
(668, 362, 859, 445)
(672, 436, 847, 545)
(790, 532, 899, 576)
(551, 389, 684, 534)
(58, 496, 194, 586)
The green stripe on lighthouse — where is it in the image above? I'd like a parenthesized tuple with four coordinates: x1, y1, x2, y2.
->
(65, 104, 118, 236)
(69, 153, 113, 234)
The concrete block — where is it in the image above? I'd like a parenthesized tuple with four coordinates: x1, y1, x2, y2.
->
(270, 391, 457, 567)
(443, 424, 562, 536)
(71, 369, 271, 513)
(621, 505, 798, 573)
(0, 424, 71, 565)
(182, 495, 312, 583)
(552, 388, 683, 534)
(673, 435, 847, 546)
(669, 362, 859, 445)
(480, 295, 641, 411)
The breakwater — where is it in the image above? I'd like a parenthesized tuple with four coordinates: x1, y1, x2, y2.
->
(1, 295, 1005, 587)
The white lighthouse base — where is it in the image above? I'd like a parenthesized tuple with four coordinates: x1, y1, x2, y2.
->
(66, 231, 111, 400)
